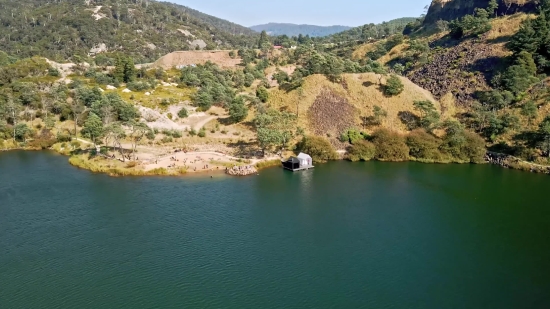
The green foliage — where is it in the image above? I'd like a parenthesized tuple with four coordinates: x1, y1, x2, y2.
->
(178, 108, 188, 119)
(348, 140, 376, 162)
(14, 123, 32, 142)
(384, 75, 404, 96)
(181, 62, 237, 110)
(508, 8, 550, 73)
(296, 135, 338, 163)
(228, 96, 248, 123)
(0, 0, 258, 62)
(521, 101, 538, 125)
(440, 120, 486, 163)
(413, 100, 440, 131)
(449, 6, 492, 39)
(254, 109, 296, 151)
(340, 129, 368, 144)
(406, 129, 442, 161)
(371, 128, 409, 161)
(198, 128, 206, 138)
(81, 112, 104, 144)
(256, 86, 269, 103)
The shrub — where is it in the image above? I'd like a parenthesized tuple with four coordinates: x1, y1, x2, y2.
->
(256, 86, 269, 103)
(340, 129, 367, 144)
(297, 135, 338, 163)
(348, 140, 376, 162)
(167, 113, 173, 120)
(406, 129, 442, 160)
(126, 81, 152, 92)
(372, 128, 409, 161)
(178, 108, 188, 118)
(384, 75, 404, 96)
(198, 128, 206, 138)
(172, 130, 182, 138)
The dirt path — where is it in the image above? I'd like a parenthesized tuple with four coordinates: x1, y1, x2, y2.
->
(193, 116, 217, 131)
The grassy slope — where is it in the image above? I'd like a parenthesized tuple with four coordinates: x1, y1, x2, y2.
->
(268, 73, 442, 135)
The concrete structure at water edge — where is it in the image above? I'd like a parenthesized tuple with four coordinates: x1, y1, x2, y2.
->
(282, 153, 314, 172)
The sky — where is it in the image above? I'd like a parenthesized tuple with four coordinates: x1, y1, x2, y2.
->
(172, 0, 431, 27)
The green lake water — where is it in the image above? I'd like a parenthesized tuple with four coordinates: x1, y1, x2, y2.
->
(1, 151, 549, 308)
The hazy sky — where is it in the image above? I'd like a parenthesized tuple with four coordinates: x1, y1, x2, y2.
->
(172, 0, 431, 27)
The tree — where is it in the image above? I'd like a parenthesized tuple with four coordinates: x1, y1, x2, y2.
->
(413, 100, 440, 131)
(296, 135, 338, 163)
(406, 129, 442, 160)
(539, 116, 550, 157)
(104, 122, 126, 159)
(81, 112, 104, 146)
(487, 0, 498, 17)
(348, 140, 376, 162)
(124, 56, 136, 83)
(521, 101, 538, 125)
(14, 123, 31, 142)
(256, 86, 269, 103)
(436, 19, 449, 32)
(126, 120, 152, 161)
(372, 128, 409, 161)
(254, 109, 296, 153)
(228, 96, 248, 123)
(258, 30, 270, 50)
(384, 75, 404, 96)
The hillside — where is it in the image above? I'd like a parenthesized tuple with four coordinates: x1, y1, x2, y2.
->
(0, 0, 257, 63)
(250, 23, 352, 37)
(323, 18, 418, 43)
(268, 73, 442, 146)
(424, 0, 536, 24)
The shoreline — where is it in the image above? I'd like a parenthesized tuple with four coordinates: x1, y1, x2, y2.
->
(1, 146, 548, 177)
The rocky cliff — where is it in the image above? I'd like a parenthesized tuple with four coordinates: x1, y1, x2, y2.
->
(424, 0, 536, 24)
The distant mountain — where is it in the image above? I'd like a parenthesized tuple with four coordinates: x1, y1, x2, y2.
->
(250, 23, 352, 37)
(0, 0, 258, 63)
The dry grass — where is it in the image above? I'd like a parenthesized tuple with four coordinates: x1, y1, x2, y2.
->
(68, 155, 185, 177)
(487, 13, 534, 41)
(255, 159, 282, 170)
(268, 73, 440, 134)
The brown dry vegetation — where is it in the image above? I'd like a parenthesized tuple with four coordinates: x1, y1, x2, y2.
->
(152, 50, 242, 69)
(268, 73, 441, 138)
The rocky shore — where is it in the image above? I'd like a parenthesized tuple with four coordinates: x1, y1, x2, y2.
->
(226, 165, 258, 176)
(485, 152, 550, 174)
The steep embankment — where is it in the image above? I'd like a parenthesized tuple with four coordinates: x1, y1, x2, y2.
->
(424, 0, 536, 24)
(268, 73, 442, 145)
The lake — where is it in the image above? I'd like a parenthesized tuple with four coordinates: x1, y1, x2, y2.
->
(1, 151, 549, 308)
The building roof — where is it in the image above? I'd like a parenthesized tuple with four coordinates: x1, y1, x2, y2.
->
(285, 157, 300, 164)
(297, 153, 312, 160)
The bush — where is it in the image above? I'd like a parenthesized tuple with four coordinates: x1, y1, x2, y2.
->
(178, 108, 188, 118)
(406, 129, 442, 160)
(348, 140, 376, 162)
(256, 86, 269, 103)
(56, 133, 72, 142)
(384, 75, 404, 96)
(340, 129, 367, 144)
(198, 128, 206, 138)
(172, 130, 182, 138)
(126, 81, 152, 92)
(297, 135, 338, 163)
(372, 128, 409, 161)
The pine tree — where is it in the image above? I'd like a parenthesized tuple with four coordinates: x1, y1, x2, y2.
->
(113, 55, 125, 83)
(124, 56, 136, 83)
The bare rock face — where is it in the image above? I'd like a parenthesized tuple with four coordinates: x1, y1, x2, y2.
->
(424, 0, 536, 24)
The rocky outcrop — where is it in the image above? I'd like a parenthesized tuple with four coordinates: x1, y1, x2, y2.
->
(226, 165, 258, 176)
(424, 0, 536, 24)
(486, 152, 550, 174)
(408, 39, 498, 106)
